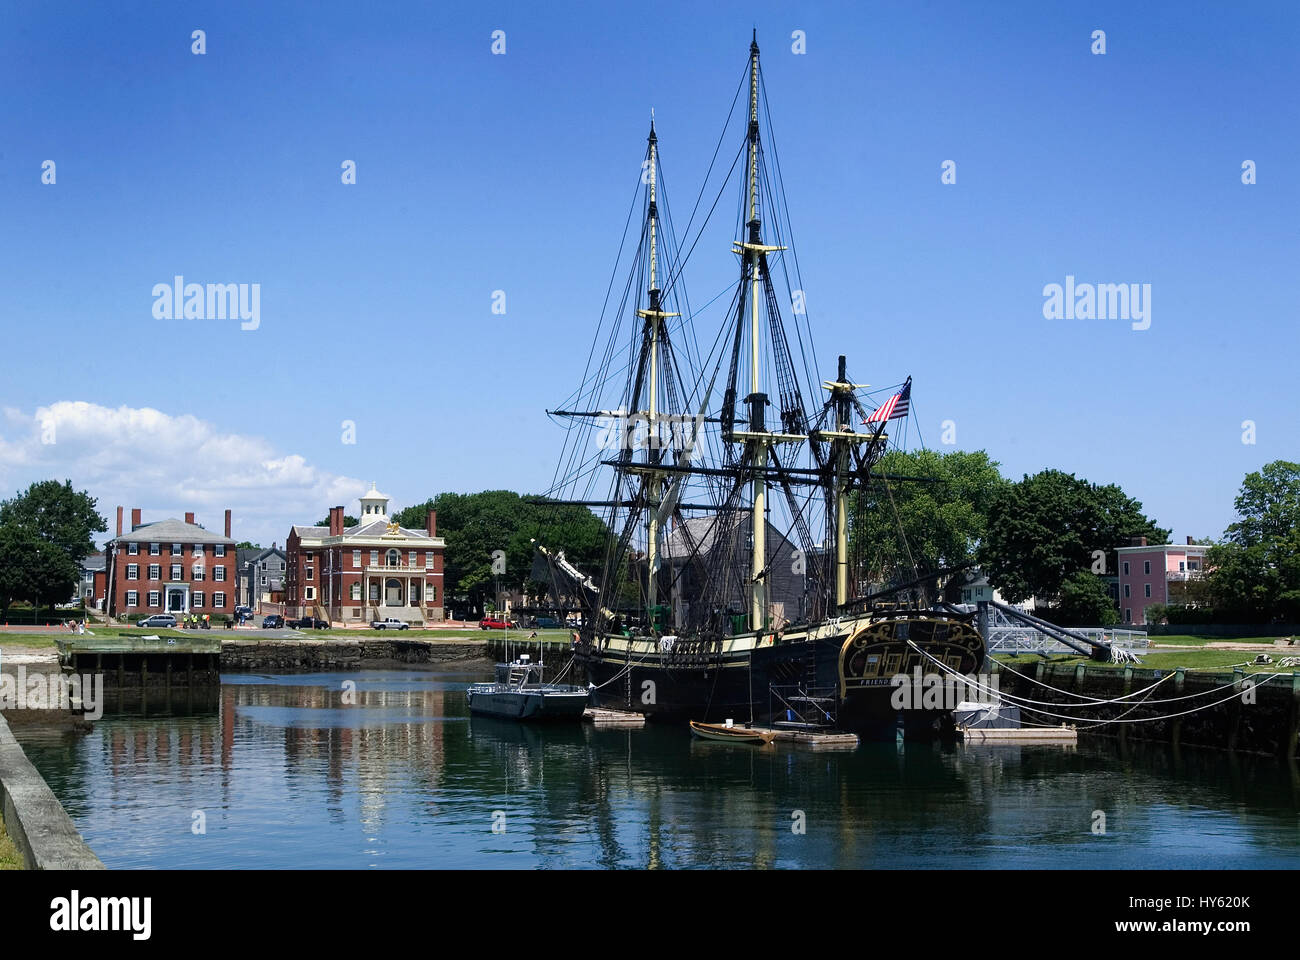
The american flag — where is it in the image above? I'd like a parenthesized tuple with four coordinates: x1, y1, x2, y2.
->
(865, 378, 911, 424)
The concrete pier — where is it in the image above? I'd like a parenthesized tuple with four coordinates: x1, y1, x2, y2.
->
(0, 713, 103, 869)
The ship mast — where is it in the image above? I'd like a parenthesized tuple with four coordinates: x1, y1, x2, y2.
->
(731, 32, 790, 631)
(635, 114, 677, 627)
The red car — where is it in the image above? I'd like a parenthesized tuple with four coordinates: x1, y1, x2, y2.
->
(478, 617, 514, 630)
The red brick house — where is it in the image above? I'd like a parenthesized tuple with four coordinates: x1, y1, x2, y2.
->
(285, 484, 445, 625)
(104, 506, 237, 620)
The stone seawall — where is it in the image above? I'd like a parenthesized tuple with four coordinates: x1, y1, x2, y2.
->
(220, 638, 488, 672)
(995, 660, 1300, 758)
(0, 713, 104, 869)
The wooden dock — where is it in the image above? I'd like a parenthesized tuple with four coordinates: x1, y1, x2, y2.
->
(583, 707, 646, 727)
(959, 725, 1078, 744)
(55, 634, 222, 690)
(754, 725, 860, 749)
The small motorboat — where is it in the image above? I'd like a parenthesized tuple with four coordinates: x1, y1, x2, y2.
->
(466, 655, 590, 721)
(689, 720, 777, 744)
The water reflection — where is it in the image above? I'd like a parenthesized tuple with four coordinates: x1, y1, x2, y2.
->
(12, 664, 1300, 869)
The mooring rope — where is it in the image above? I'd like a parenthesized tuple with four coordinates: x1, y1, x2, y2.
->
(905, 640, 1284, 727)
(988, 653, 1270, 706)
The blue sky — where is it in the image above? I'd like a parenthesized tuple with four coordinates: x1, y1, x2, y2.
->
(0, 0, 1296, 547)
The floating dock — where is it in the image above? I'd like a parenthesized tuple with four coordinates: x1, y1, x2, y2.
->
(583, 707, 646, 727)
(756, 725, 860, 749)
(959, 725, 1078, 744)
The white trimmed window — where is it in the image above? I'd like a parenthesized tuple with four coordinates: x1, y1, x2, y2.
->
(305, 566, 313, 580)
(1122, 561, 1129, 575)
(127, 563, 138, 580)
(150, 543, 160, 556)
(171, 564, 182, 580)
(370, 550, 378, 566)
(1144, 584, 1152, 598)
(126, 590, 138, 607)
(214, 566, 225, 582)
(192, 563, 205, 581)
(1123, 585, 1130, 598)
(1144, 560, 1151, 575)
(128, 542, 138, 556)
(409, 550, 417, 567)
(427, 583, 437, 602)
(350, 583, 361, 601)
(353, 549, 361, 568)
(172, 543, 182, 555)
(193, 544, 204, 558)
(193, 591, 204, 608)
(215, 544, 225, 557)
(214, 592, 226, 609)
(148, 564, 160, 580)
(305, 587, 315, 601)
(148, 590, 160, 608)
(260, 576, 267, 586)
(1125, 607, 1131, 622)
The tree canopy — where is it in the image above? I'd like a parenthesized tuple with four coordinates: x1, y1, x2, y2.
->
(0, 480, 105, 615)
(979, 469, 1168, 605)
(390, 491, 610, 612)
(314, 515, 359, 527)
(850, 449, 1007, 586)
(1203, 461, 1300, 621)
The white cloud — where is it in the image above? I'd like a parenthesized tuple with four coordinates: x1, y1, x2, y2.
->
(0, 401, 364, 547)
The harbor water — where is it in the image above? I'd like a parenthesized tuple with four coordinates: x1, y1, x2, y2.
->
(12, 663, 1300, 869)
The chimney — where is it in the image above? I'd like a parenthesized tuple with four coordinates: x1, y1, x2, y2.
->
(1186, 535, 1193, 545)
(116, 506, 123, 536)
(329, 505, 344, 536)
(224, 509, 232, 538)
(131, 508, 141, 530)
(185, 511, 195, 525)
(426, 509, 437, 537)
(1140, 536, 1147, 547)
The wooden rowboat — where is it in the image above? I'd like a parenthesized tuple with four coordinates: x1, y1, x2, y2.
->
(689, 720, 777, 744)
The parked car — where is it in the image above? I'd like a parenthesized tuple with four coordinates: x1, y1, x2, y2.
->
(478, 617, 514, 630)
(136, 613, 177, 628)
(535, 616, 560, 628)
(235, 605, 252, 617)
(262, 614, 285, 629)
(370, 617, 410, 630)
(286, 616, 329, 629)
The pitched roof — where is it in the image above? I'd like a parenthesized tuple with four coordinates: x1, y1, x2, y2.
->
(293, 520, 439, 544)
(109, 518, 234, 546)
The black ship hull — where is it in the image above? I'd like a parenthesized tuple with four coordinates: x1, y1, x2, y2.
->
(575, 611, 986, 742)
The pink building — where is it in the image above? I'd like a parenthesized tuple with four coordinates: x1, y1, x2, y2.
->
(1115, 536, 1207, 625)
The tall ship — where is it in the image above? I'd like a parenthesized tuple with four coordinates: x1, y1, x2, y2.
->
(538, 33, 984, 740)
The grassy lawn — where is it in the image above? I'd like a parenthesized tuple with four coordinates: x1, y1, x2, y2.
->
(996, 650, 1298, 674)
(1149, 634, 1286, 647)
(0, 813, 23, 870)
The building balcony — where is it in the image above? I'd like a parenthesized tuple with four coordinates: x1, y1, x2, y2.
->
(1166, 571, 1204, 582)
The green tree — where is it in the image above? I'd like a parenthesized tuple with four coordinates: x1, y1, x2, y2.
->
(1203, 461, 1300, 621)
(390, 492, 610, 614)
(0, 479, 107, 566)
(850, 449, 1007, 584)
(235, 541, 262, 551)
(0, 525, 78, 620)
(979, 469, 1168, 605)
(1055, 571, 1120, 627)
(314, 515, 359, 527)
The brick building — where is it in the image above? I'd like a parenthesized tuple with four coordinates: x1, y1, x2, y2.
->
(284, 484, 445, 625)
(104, 506, 237, 619)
